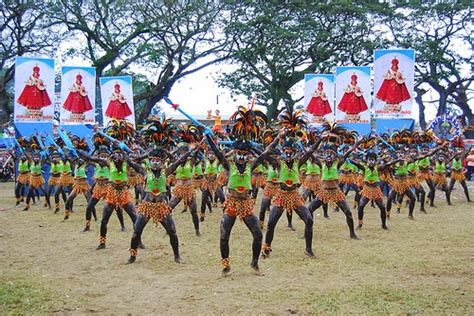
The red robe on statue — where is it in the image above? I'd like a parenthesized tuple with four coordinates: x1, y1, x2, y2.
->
(17, 66, 52, 109)
(337, 74, 368, 115)
(306, 81, 332, 116)
(63, 75, 93, 114)
(105, 84, 132, 119)
(376, 58, 410, 105)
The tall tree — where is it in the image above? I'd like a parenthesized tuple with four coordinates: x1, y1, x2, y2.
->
(131, 0, 231, 123)
(219, 0, 387, 119)
(0, 0, 60, 125)
(387, 1, 472, 126)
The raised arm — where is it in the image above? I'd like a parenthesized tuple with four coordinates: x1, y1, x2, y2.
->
(299, 137, 323, 166)
(121, 148, 146, 176)
(77, 150, 108, 167)
(165, 147, 197, 176)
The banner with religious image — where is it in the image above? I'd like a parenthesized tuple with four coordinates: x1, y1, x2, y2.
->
(99, 76, 135, 127)
(335, 66, 371, 124)
(373, 49, 415, 117)
(14, 57, 55, 121)
(304, 74, 335, 125)
(60, 66, 96, 124)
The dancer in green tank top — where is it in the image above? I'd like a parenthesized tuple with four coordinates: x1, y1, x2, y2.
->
(262, 133, 323, 259)
(199, 148, 225, 221)
(124, 146, 192, 264)
(447, 147, 472, 203)
(350, 152, 401, 230)
(14, 152, 30, 206)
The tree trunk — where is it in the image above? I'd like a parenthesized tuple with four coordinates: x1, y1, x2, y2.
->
(265, 98, 281, 120)
(0, 87, 11, 125)
(436, 91, 448, 117)
(137, 88, 170, 124)
(454, 88, 473, 126)
(414, 88, 427, 129)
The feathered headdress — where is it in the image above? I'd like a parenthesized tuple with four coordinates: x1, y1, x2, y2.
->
(29, 136, 40, 151)
(177, 124, 201, 144)
(141, 116, 177, 147)
(72, 136, 90, 151)
(229, 106, 267, 141)
(104, 119, 135, 144)
(277, 106, 307, 138)
(17, 137, 28, 149)
(359, 136, 377, 150)
(321, 122, 347, 146)
(93, 132, 109, 150)
(262, 127, 277, 146)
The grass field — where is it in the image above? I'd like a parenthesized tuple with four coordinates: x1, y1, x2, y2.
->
(0, 182, 473, 314)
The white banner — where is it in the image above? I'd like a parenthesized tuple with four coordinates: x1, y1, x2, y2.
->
(14, 57, 55, 121)
(60, 66, 96, 124)
(99, 76, 135, 127)
(304, 74, 335, 125)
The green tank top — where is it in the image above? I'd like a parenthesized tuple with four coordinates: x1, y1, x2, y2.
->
(94, 164, 109, 179)
(146, 168, 167, 194)
(407, 162, 419, 174)
(30, 162, 42, 175)
(299, 163, 307, 172)
(228, 162, 251, 192)
(394, 162, 408, 176)
(340, 161, 353, 172)
(279, 161, 299, 185)
(322, 163, 338, 181)
(306, 161, 321, 175)
(218, 165, 225, 173)
(61, 161, 72, 173)
(434, 161, 446, 173)
(205, 159, 218, 175)
(418, 157, 430, 168)
(109, 162, 128, 183)
(50, 162, 61, 174)
(193, 163, 203, 177)
(176, 160, 192, 179)
(266, 165, 279, 182)
(254, 164, 265, 173)
(364, 166, 379, 182)
(452, 158, 462, 170)
(75, 165, 87, 178)
(18, 160, 29, 172)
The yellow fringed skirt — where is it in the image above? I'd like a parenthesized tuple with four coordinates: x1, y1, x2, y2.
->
(223, 196, 255, 219)
(316, 186, 346, 204)
(432, 172, 447, 187)
(272, 189, 304, 214)
(72, 178, 91, 195)
(105, 185, 131, 206)
(361, 182, 383, 201)
(263, 182, 279, 199)
(451, 170, 465, 181)
(128, 174, 144, 186)
(29, 174, 45, 188)
(172, 184, 196, 204)
(48, 174, 61, 186)
(137, 201, 171, 225)
(18, 172, 30, 185)
(59, 172, 74, 186)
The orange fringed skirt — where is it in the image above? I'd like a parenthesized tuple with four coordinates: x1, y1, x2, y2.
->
(18, 172, 30, 185)
(72, 178, 91, 195)
(432, 172, 447, 187)
(137, 201, 171, 225)
(361, 182, 384, 201)
(451, 170, 466, 181)
(302, 177, 321, 193)
(263, 182, 279, 199)
(223, 196, 255, 219)
(391, 176, 409, 194)
(29, 174, 45, 188)
(316, 186, 346, 204)
(59, 172, 74, 186)
(128, 174, 144, 186)
(201, 179, 220, 193)
(172, 185, 196, 204)
(272, 189, 304, 214)
(407, 173, 420, 189)
(217, 173, 227, 186)
(92, 182, 109, 200)
(48, 174, 61, 186)
(418, 168, 432, 181)
(105, 185, 131, 206)
(251, 174, 266, 188)
(339, 173, 355, 185)
(193, 178, 204, 190)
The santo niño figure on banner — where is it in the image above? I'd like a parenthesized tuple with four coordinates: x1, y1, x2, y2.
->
(105, 83, 133, 120)
(376, 57, 411, 113)
(62, 74, 93, 122)
(337, 73, 368, 122)
(306, 80, 332, 123)
(17, 65, 52, 119)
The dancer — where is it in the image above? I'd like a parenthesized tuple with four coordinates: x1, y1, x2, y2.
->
(206, 105, 268, 275)
(447, 144, 472, 203)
